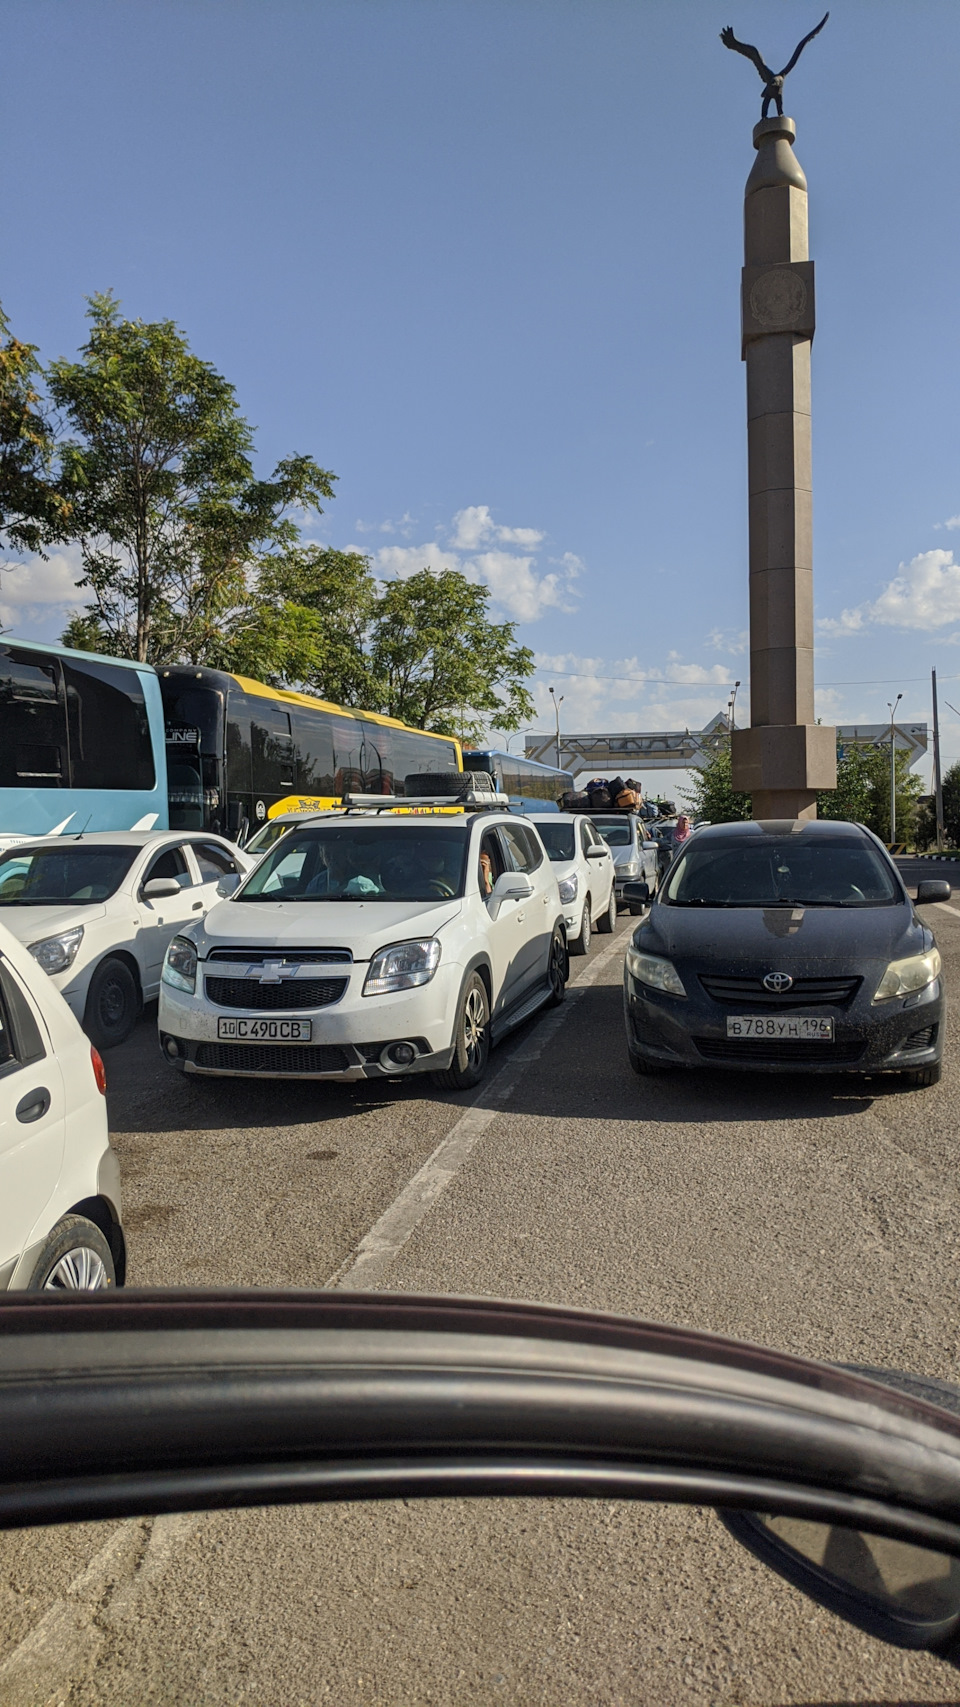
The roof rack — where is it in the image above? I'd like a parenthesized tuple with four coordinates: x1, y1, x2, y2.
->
(338, 791, 511, 814)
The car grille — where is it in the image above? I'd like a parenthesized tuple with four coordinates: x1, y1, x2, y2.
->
(195, 1043, 351, 1074)
(695, 1038, 865, 1065)
(207, 947, 352, 964)
(204, 976, 348, 1011)
(698, 974, 861, 1007)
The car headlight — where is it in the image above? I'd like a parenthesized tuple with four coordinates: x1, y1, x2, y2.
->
(28, 926, 84, 976)
(162, 935, 198, 994)
(363, 939, 441, 996)
(625, 945, 687, 998)
(618, 860, 641, 876)
(872, 947, 941, 1003)
(558, 875, 579, 903)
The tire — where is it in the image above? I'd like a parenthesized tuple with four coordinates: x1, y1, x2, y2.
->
(569, 897, 591, 955)
(903, 1061, 942, 1088)
(84, 957, 139, 1050)
(431, 973, 491, 1090)
(596, 887, 617, 934)
(629, 903, 646, 917)
(545, 929, 568, 1007)
(404, 771, 493, 798)
(26, 1214, 116, 1291)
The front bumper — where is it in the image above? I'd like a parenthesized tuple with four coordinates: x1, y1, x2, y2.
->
(623, 971, 945, 1076)
(158, 960, 461, 1081)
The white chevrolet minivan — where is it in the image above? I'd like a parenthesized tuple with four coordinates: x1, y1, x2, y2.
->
(158, 808, 569, 1091)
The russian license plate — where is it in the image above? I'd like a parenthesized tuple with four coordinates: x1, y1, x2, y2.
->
(726, 1016, 834, 1041)
(217, 1018, 312, 1041)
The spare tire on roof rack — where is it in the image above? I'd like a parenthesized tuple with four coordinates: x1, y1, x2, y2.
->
(404, 771, 495, 798)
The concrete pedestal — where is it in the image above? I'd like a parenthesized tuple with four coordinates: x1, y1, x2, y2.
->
(730, 116, 835, 820)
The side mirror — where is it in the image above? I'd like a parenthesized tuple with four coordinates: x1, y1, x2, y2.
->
(917, 880, 951, 904)
(586, 846, 607, 860)
(622, 880, 650, 906)
(216, 872, 242, 898)
(720, 1508, 960, 1658)
(142, 877, 182, 900)
(488, 871, 533, 918)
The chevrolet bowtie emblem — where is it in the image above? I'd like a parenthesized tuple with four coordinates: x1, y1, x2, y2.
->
(258, 960, 297, 983)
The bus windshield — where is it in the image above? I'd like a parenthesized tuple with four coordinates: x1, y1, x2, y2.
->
(0, 846, 137, 904)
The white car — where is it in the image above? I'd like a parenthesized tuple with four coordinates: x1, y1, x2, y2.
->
(158, 808, 569, 1090)
(525, 813, 616, 954)
(0, 919, 124, 1291)
(0, 831, 253, 1050)
(243, 809, 336, 862)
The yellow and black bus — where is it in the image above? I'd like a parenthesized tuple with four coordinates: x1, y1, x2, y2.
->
(158, 667, 461, 841)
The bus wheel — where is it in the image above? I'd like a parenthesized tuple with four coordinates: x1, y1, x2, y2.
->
(84, 959, 139, 1050)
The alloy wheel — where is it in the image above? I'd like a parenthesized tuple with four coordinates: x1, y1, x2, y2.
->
(463, 986, 487, 1070)
(43, 1247, 109, 1291)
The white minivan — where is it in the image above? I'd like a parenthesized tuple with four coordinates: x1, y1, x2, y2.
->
(0, 921, 125, 1291)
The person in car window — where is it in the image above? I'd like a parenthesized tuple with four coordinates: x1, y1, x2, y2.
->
(310, 841, 382, 897)
(479, 851, 494, 895)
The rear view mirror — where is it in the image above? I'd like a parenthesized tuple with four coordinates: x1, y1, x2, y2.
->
(488, 871, 533, 918)
(586, 846, 607, 860)
(917, 880, 951, 904)
(142, 877, 181, 900)
(216, 872, 242, 898)
(721, 1509, 960, 1659)
(623, 881, 650, 905)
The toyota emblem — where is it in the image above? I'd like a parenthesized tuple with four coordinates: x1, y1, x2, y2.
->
(763, 972, 793, 993)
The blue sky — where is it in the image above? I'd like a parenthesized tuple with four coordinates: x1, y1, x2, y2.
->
(3, 0, 960, 790)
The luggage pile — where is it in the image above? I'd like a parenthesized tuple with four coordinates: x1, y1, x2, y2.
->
(561, 777, 644, 811)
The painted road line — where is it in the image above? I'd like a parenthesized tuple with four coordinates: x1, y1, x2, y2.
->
(327, 928, 628, 1291)
(935, 902, 960, 920)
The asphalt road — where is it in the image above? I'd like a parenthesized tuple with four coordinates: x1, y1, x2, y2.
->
(2, 880, 960, 1705)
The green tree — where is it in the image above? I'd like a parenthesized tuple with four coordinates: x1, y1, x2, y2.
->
(942, 759, 960, 847)
(818, 742, 922, 841)
(215, 545, 377, 703)
(364, 569, 535, 742)
(0, 302, 65, 555)
(53, 294, 335, 663)
(683, 743, 751, 823)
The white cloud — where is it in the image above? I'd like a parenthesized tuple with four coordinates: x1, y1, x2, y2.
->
(934, 515, 960, 531)
(361, 503, 580, 623)
(0, 549, 87, 635)
(707, 626, 749, 654)
(819, 549, 960, 635)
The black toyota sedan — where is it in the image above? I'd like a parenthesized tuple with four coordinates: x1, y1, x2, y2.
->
(622, 819, 948, 1084)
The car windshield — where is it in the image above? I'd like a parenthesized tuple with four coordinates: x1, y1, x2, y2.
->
(592, 819, 632, 847)
(244, 821, 301, 857)
(662, 836, 900, 908)
(0, 846, 137, 904)
(535, 821, 576, 860)
(237, 823, 470, 902)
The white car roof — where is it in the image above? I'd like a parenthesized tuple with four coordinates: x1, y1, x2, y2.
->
(1, 830, 227, 853)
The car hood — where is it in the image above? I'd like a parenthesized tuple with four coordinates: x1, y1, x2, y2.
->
(0, 903, 107, 946)
(637, 899, 924, 979)
(191, 897, 464, 962)
(607, 844, 641, 867)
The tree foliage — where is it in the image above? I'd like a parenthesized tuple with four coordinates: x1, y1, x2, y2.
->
(53, 295, 335, 663)
(940, 760, 960, 847)
(0, 302, 66, 554)
(682, 743, 751, 823)
(210, 545, 376, 705)
(817, 742, 922, 841)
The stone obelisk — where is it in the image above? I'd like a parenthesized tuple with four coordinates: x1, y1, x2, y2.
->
(730, 116, 835, 819)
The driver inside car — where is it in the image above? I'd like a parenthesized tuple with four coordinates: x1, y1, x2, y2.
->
(307, 840, 382, 898)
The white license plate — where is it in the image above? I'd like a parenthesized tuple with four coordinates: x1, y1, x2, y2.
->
(726, 1016, 834, 1041)
(217, 1018, 312, 1041)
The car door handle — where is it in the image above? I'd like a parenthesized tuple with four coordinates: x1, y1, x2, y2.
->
(192, 901, 203, 910)
(16, 1088, 51, 1124)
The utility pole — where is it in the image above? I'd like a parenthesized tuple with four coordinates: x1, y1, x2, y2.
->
(932, 668, 945, 852)
(548, 686, 564, 770)
(888, 692, 902, 846)
(729, 680, 741, 731)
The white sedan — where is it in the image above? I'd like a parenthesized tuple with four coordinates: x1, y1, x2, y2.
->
(0, 919, 125, 1290)
(520, 814, 616, 954)
(0, 832, 252, 1050)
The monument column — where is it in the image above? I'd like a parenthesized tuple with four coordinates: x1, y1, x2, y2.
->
(729, 116, 836, 819)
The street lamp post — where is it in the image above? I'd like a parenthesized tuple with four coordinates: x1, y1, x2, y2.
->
(888, 693, 902, 846)
(729, 680, 741, 731)
(548, 686, 564, 770)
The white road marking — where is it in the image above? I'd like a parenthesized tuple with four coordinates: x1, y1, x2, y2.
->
(0, 929, 630, 1694)
(935, 901, 960, 920)
(327, 928, 628, 1290)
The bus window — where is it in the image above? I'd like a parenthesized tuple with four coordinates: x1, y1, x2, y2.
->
(166, 756, 205, 828)
(226, 690, 253, 795)
(0, 647, 67, 788)
(291, 708, 335, 797)
(62, 656, 155, 791)
(360, 720, 393, 794)
(332, 716, 365, 795)
(252, 707, 294, 794)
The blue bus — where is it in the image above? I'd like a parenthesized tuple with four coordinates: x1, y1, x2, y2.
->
(0, 638, 169, 841)
(462, 749, 573, 812)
